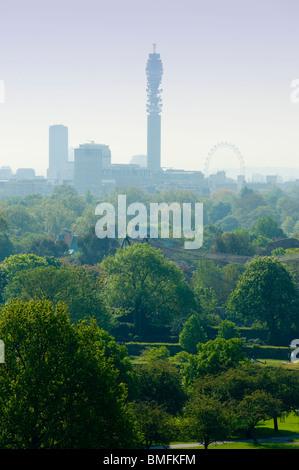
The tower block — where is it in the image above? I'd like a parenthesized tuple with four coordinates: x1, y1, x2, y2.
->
(146, 44, 163, 171)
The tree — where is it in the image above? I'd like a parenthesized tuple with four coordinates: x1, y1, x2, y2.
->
(133, 359, 186, 415)
(101, 243, 196, 339)
(258, 366, 299, 432)
(209, 202, 232, 224)
(0, 299, 134, 448)
(77, 225, 118, 265)
(0, 210, 14, 262)
(251, 216, 285, 239)
(0, 235, 14, 262)
(5, 205, 41, 235)
(184, 338, 247, 384)
(2, 264, 112, 330)
(196, 338, 247, 375)
(29, 237, 68, 257)
(217, 215, 240, 232)
(179, 338, 248, 387)
(0, 253, 60, 284)
(0, 254, 60, 302)
(226, 257, 299, 345)
(128, 401, 174, 449)
(191, 259, 226, 306)
(217, 320, 240, 340)
(179, 314, 207, 354)
(184, 394, 233, 449)
(213, 229, 254, 256)
(236, 390, 283, 443)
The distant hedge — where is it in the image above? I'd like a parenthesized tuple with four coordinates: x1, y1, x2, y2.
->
(206, 326, 269, 343)
(124, 341, 292, 362)
(244, 345, 291, 361)
(124, 342, 182, 357)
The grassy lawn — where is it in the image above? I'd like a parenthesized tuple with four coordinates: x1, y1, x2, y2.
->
(255, 412, 299, 437)
(183, 442, 299, 449)
(172, 413, 299, 449)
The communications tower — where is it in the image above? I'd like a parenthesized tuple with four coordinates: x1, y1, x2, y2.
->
(146, 44, 163, 171)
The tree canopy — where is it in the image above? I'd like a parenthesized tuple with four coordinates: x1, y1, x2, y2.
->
(101, 243, 196, 339)
(0, 299, 133, 448)
(226, 257, 299, 345)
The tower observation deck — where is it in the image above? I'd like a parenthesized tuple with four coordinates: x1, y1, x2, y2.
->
(146, 44, 163, 171)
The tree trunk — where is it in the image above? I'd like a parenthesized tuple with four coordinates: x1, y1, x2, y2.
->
(251, 427, 258, 445)
(273, 417, 279, 432)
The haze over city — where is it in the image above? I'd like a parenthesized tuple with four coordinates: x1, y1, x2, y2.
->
(1, 0, 299, 179)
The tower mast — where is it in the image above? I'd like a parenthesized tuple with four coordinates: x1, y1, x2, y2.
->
(146, 44, 163, 171)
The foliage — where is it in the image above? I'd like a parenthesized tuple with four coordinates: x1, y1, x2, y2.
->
(251, 216, 285, 239)
(133, 359, 187, 414)
(0, 299, 134, 449)
(29, 237, 68, 257)
(226, 257, 299, 345)
(1, 264, 112, 330)
(179, 338, 248, 387)
(128, 401, 174, 449)
(140, 345, 170, 361)
(213, 229, 254, 256)
(217, 320, 240, 340)
(77, 225, 118, 265)
(179, 314, 207, 354)
(236, 390, 283, 443)
(184, 393, 234, 449)
(101, 243, 196, 338)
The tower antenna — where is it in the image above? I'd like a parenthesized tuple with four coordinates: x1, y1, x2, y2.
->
(146, 45, 163, 171)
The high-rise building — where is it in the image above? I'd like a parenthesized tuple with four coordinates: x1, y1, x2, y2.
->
(48, 124, 68, 179)
(146, 44, 163, 171)
(74, 142, 111, 195)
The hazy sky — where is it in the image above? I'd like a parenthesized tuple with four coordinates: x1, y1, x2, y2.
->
(1, 0, 299, 176)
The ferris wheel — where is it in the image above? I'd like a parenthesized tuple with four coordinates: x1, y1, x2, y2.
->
(204, 142, 245, 178)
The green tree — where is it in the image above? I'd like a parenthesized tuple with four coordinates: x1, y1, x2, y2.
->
(184, 394, 233, 449)
(236, 390, 283, 443)
(258, 366, 299, 432)
(0, 253, 60, 284)
(0, 299, 133, 448)
(133, 359, 186, 415)
(2, 264, 112, 330)
(217, 320, 240, 340)
(179, 314, 207, 354)
(77, 225, 118, 265)
(213, 229, 254, 256)
(128, 401, 174, 449)
(140, 345, 170, 362)
(180, 338, 248, 387)
(0, 235, 14, 262)
(101, 243, 196, 339)
(226, 257, 299, 345)
(209, 202, 232, 224)
(29, 237, 68, 257)
(251, 216, 285, 239)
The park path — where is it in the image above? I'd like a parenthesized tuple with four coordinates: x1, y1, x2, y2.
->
(165, 434, 299, 448)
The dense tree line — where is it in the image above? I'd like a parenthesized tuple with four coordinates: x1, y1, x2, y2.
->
(0, 184, 298, 448)
(0, 298, 298, 449)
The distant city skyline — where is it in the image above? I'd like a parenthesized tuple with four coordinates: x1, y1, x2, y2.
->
(1, 0, 299, 176)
